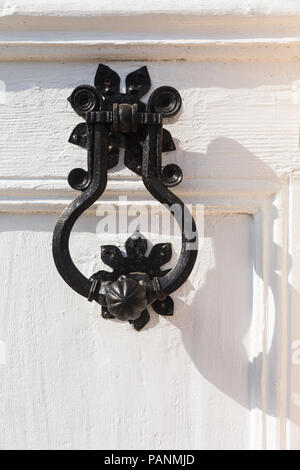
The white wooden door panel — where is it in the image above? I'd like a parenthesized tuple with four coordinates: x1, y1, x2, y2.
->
(0, 213, 254, 450)
(0, 1, 300, 450)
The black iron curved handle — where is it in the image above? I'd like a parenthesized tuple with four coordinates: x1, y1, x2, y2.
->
(53, 64, 198, 331)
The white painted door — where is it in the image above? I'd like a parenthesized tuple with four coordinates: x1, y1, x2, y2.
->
(1, 1, 300, 450)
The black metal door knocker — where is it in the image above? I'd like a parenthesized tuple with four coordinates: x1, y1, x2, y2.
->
(53, 64, 198, 330)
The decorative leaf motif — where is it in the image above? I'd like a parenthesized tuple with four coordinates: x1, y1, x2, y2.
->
(101, 245, 124, 271)
(129, 309, 151, 331)
(125, 232, 148, 260)
(69, 123, 88, 149)
(148, 243, 172, 270)
(95, 64, 120, 96)
(152, 297, 174, 316)
(126, 66, 151, 99)
(162, 129, 176, 153)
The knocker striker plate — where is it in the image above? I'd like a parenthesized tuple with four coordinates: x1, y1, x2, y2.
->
(52, 64, 198, 331)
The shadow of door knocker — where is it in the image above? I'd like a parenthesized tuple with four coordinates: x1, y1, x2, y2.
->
(52, 64, 198, 331)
